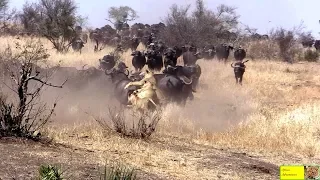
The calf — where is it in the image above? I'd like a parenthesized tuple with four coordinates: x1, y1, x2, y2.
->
(231, 60, 249, 85)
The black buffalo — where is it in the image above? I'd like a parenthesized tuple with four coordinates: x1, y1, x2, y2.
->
(182, 51, 201, 66)
(173, 46, 183, 58)
(234, 47, 246, 61)
(105, 68, 138, 105)
(117, 61, 128, 72)
(216, 44, 234, 63)
(131, 50, 146, 71)
(163, 48, 178, 68)
(130, 36, 140, 51)
(99, 55, 116, 71)
(153, 73, 194, 105)
(182, 43, 197, 53)
(71, 38, 85, 54)
(202, 45, 216, 60)
(314, 40, 320, 51)
(230, 60, 249, 85)
(132, 70, 194, 105)
(145, 49, 163, 71)
(163, 64, 201, 92)
(155, 40, 167, 55)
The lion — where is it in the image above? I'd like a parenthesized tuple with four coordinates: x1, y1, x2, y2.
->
(127, 80, 159, 112)
(124, 69, 156, 89)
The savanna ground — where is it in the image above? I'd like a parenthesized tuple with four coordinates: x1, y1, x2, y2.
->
(1, 36, 320, 180)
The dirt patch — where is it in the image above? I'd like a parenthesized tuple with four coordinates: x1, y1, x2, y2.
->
(0, 138, 165, 180)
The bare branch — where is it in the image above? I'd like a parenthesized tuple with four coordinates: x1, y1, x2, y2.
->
(28, 77, 67, 88)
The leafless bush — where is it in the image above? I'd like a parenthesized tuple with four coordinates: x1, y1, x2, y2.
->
(94, 107, 162, 139)
(246, 40, 279, 60)
(159, 0, 240, 47)
(0, 39, 66, 139)
(270, 27, 302, 63)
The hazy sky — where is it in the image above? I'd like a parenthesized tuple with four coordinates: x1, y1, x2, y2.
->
(9, 0, 320, 38)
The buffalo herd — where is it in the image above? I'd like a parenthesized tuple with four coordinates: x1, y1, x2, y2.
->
(68, 23, 249, 110)
(96, 40, 248, 110)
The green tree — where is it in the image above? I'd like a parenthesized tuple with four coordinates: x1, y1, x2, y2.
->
(19, 0, 84, 53)
(106, 6, 138, 31)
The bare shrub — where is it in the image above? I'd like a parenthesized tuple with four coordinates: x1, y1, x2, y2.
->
(160, 0, 240, 47)
(270, 26, 305, 63)
(246, 40, 279, 60)
(304, 49, 319, 62)
(271, 28, 296, 63)
(0, 39, 66, 139)
(93, 107, 162, 139)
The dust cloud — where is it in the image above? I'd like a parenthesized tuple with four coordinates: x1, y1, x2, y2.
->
(0, 62, 255, 133)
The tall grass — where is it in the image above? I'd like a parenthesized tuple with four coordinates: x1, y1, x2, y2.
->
(3, 35, 320, 157)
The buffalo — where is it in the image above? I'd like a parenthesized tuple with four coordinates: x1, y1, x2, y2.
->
(202, 45, 216, 60)
(163, 64, 201, 92)
(99, 55, 116, 71)
(231, 60, 249, 85)
(173, 46, 183, 58)
(153, 73, 193, 105)
(182, 43, 197, 53)
(216, 44, 234, 63)
(71, 38, 85, 54)
(145, 49, 163, 71)
(131, 50, 146, 72)
(182, 51, 201, 66)
(155, 40, 167, 54)
(314, 40, 320, 51)
(130, 36, 140, 51)
(234, 46, 246, 61)
(105, 68, 138, 106)
(163, 48, 178, 68)
(117, 61, 128, 72)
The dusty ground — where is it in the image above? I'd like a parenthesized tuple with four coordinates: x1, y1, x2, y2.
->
(0, 136, 280, 180)
(1, 37, 320, 179)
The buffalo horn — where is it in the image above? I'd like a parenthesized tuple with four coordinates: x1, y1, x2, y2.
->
(179, 75, 193, 85)
(124, 69, 130, 76)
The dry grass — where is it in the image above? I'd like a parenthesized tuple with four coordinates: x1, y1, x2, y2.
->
(2, 35, 320, 179)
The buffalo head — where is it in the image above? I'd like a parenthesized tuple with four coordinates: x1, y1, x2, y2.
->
(99, 55, 116, 71)
(163, 48, 176, 57)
